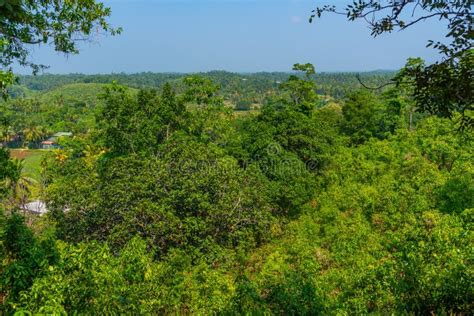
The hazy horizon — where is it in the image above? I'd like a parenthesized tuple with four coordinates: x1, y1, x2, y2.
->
(18, 69, 399, 76)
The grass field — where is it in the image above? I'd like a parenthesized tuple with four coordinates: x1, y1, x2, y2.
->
(9, 149, 47, 198)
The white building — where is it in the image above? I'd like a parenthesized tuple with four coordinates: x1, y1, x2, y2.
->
(21, 200, 48, 216)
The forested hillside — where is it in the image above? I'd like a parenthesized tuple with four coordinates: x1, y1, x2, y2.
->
(13, 70, 395, 101)
(1, 0, 472, 314)
(1, 71, 394, 147)
(1, 67, 472, 314)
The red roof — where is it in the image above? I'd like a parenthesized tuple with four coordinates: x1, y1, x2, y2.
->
(42, 141, 55, 145)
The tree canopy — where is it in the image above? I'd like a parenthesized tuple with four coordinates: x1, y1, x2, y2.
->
(0, 1, 472, 312)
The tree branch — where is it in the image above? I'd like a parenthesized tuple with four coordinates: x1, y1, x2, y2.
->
(356, 74, 395, 90)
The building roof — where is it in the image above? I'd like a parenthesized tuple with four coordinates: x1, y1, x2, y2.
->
(41, 132, 72, 145)
(53, 132, 73, 137)
(22, 200, 48, 215)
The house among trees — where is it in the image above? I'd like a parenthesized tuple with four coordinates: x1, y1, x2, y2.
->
(41, 132, 73, 149)
(21, 200, 48, 216)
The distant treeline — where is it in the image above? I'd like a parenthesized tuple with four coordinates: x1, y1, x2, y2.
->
(12, 70, 396, 101)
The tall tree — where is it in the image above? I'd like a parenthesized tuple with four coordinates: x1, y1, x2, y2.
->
(279, 63, 318, 116)
(2, 158, 33, 209)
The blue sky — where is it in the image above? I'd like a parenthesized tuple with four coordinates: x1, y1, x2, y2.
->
(19, 0, 447, 74)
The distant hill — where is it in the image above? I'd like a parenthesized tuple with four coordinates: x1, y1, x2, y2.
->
(5, 85, 36, 99)
(10, 71, 397, 106)
(38, 83, 110, 107)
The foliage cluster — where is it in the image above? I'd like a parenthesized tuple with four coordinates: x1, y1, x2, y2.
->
(1, 67, 472, 314)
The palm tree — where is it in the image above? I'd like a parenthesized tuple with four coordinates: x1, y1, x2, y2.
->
(0, 125, 16, 143)
(22, 126, 45, 148)
(1, 158, 35, 211)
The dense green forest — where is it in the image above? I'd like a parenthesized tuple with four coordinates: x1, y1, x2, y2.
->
(1, 0, 473, 314)
(1, 71, 394, 146)
(1, 66, 472, 314)
(11, 70, 395, 101)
